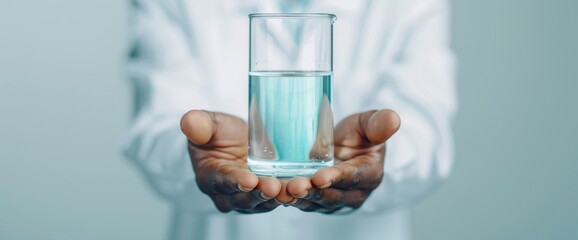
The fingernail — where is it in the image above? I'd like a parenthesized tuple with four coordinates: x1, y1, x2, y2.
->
(274, 198, 283, 204)
(318, 181, 332, 189)
(289, 198, 298, 204)
(238, 184, 252, 192)
(296, 191, 308, 199)
(259, 192, 271, 200)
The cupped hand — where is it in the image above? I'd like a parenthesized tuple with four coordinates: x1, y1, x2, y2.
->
(282, 109, 401, 214)
(180, 110, 282, 213)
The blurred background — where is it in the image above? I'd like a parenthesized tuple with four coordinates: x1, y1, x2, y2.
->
(0, 0, 576, 239)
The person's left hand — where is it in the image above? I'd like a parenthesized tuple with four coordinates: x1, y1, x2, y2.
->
(279, 109, 400, 214)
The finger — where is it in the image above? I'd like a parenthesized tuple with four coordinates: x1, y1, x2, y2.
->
(214, 188, 281, 214)
(291, 198, 343, 214)
(290, 199, 324, 212)
(213, 192, 274, 213)
(274, 179, 294, 204)
(298, 188, 367, 210)
(254, 199, 282, 212)
(198, 165, 258, 195)
(341, 189, 368, 209)
(335, 109, 400, 147)
(311, 159, 383, 190)
(229, 190, 269, 210)
(256, 177, 282, 199)
(311, 188, 368, 209)
(181, 110, 248, 150)
(302, 187, 347, 210)
(227, 177, 282, 210)
(286, 177, 312, 198)
(212, 195, 234, 213)
(237, 199, 281, 214)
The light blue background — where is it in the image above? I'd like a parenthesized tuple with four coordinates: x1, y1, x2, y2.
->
(0, 0, 576, 239)
(414, 1, 578, 239)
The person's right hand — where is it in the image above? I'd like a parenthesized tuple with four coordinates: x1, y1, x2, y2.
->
(180, 110, 282, 213)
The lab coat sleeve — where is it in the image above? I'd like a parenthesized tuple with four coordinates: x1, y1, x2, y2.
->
(358, 0, 457, 214)
(122, 0, 218, 213)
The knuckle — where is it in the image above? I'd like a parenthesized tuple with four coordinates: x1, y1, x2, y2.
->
(230, 194, 255, 210)
(210, 176, 224, 193)
(349, 191, 368, 209)
(367, 171, 384, 189)
(376, 170, 384, 182)
(215, 205, 232, 213)
(366, 174, 383, 190)
(196, 175, 215, 195)
(293, 200, 319, 212)
(251, 190, 267, 201)
(302, 204, 319, 212)
(350, 199, 365, 209)
(213, 168, 240, 194)
(234, 201, 254, 210)
(197, 164, 231, 194)
(261, 200, 281, 211)
(311, 189, 324, 201)
(212, 196, 232, 213)
(323, 190, 345, 209)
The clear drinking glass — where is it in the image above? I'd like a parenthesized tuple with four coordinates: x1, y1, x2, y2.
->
(248, 13, 336, 177)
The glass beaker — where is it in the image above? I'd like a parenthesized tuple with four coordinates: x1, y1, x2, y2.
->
(248, 13, 336, 177)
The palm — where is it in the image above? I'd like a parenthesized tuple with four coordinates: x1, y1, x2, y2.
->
(187, 112, 248, 181)
(181, 110, 282, 213)
(181, 109, 400, 214)
(284, 109, 400, 213)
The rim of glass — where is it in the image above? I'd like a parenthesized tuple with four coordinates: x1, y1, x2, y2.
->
(249, 13, 336, 19)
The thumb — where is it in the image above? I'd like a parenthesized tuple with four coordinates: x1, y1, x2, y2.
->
(335, 109, 401, 146)
(180, 110, 215, 145)
(362, 109, 401, 144)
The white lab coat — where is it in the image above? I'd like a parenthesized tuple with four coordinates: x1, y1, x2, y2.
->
(124, 0, 457, 239)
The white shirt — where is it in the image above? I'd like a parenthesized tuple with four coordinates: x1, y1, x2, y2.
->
(124, 0, 457, 239)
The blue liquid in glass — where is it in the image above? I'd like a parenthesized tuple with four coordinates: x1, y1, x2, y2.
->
(248, 71, 334, 177)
